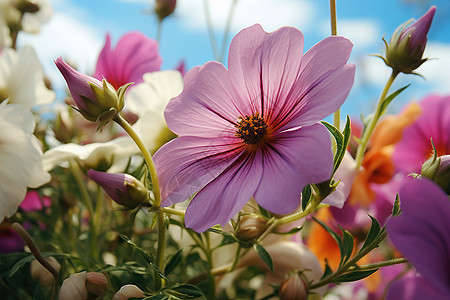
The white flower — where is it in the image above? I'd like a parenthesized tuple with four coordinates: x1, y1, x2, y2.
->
(59, 271, 88, 300)
(21, 0, 53, 34)
(0, 102, 50, 222)
(0, 45, 55, 109)
(112, 284, 145, 300)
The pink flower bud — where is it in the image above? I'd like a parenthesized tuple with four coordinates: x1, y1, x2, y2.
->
(59, 271, 88, 300)
(235, 214, 267, 243)
(154, 0, 177, 21)
(85, 272, 108, 297)
(279, 273, 308, 300)
(87, 169, 150, 208)
(30, 257, 60, 289)
(55, 57, 127, 124)
(384, 6, 436, 74)
(112, 284, 145, 300)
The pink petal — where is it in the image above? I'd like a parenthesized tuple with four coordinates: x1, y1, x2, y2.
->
(154, 136, 243, 207)
(165, 61, 247, 138)
(254, 124, 333, 214)
(227, 24, 304, 120)
(386, 274, 448, 300)
(185, 151, 263, 232)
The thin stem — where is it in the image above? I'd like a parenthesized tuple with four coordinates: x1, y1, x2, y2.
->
(114, 114, 166, 278)
(353, 257, 408, 271)
(355, 71, 398, 168)
(12, 223, 60, 300)
(156, 19, 163, 44)
(205, 233, 216, 299)
(218, 0, 238, 62)
(203, 0, 219, 60)
(161, 207, 186, 217)
(330, 0, 340, 128)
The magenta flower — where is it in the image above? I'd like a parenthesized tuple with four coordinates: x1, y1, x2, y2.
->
(94, 32, 162, 90)
(386, 178, 450, 300)
(154, 24, 355, 232)
(393, 94, 450, 174)
(87, 169, 149, 208)
(385, 6, 436, 73)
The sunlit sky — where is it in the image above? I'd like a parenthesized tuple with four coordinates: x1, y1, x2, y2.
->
(19, 0, 450, 119)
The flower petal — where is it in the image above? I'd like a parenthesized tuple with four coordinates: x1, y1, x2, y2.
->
(154, 136, 243, 207)
(387, 178, 450, 294)
(386, 274, 448, 300)
(254, 124, 333, 214)
(165, 61, 245, 138)
(184, 151, 263, 232)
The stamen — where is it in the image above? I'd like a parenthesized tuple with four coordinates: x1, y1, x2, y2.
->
(235, 112, 268, 145)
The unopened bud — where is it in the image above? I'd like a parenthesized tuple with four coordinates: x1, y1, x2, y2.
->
(59, 271, 88, 300)
(279, 273, 309, 300)
(422, 154, 450, 194)
(87, 169, 150, 208)
(30, 257, 60, 289)
(112, 284, 145, 300)
(235, 215, 267, 243)
(154, 0, 177, 21)
(383, 6, 436, 74)
(85, 272, 108, 297)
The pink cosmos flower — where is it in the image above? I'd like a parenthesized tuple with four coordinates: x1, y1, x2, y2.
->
(392, 94, 450, 174)
(154, 24, 355, 232)
(386, 178, 450, 300)
(94, 32, 162, 90)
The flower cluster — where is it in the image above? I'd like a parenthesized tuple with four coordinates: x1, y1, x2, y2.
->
(0, 2, 448, 300)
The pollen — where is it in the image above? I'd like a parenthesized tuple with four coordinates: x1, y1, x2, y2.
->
(235, 112, 268, 145)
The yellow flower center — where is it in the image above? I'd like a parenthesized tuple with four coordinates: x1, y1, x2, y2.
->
(235, 112, 268, 145)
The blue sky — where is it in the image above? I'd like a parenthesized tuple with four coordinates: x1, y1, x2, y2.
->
(19, 0, 450, 120)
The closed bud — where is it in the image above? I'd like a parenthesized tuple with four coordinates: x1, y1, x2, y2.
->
(154, 0, 177, 21)
(279, 273, 309, 300)
(85, 272, 108, 297)
(112, 284, 145, 300)
(87, 169, 150, 208)
(54, 57, 129, 126)
(383, 6, 436, 74)
(59, 271, 88, 300)
(235, 214, 267, 243)
(30, 257, 60, 289)
(422, 154, 450, 194)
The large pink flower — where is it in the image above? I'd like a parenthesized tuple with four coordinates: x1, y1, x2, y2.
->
(94, 32, 162, 90)
(154, 25, 355, 232)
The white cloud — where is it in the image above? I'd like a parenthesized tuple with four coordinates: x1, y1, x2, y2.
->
(18, 12, 103, 90)
(416, 42, 450, 94)
(320, 19, 380, 49)
(177, 0, 315, 34)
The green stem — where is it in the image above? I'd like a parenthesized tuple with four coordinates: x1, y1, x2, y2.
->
(205, 233, 216, 299)
(114, 114, 166, 281)
(218, 0, 238, 63)
(156, 19, 163, 44)
(310, 230, 387, 289)
(355, 70, 398, 168)
(352, 257, 408, 271)
(330, 0, 340, 128)
(203, 0, 219, 60)
(12, 223, 60, 300)
(161, 207, 186, 217)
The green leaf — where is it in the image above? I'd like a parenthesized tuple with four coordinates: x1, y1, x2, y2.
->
(334, 269, 379, 283)
(143, 293, 166, 300)
(274, 226, 303, 235)
(164, 249, 183, 276)
(340, 228, 354, 265)
(321, 261, 333, 279)
(258, 205, 271, 219)
(254, 244, 273, 272)
(301, 184, 312, 211)
(170, 284, 205, 298)
(119, 235, 167, 280)
(321, 121, 344, 173)
(334, 116, 352, 174)
(392, 193, 401, 216)
(9, 252, 73, 277)
(380, 84, 410, 115)
(359, 215, 381, 254)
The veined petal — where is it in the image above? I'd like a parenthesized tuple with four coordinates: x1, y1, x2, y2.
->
(165, 62, 245, 138)
(185, 151, 263, 232)
(387, 178, 450, 295)
(154, 136, 243, 207)
(228, 24, 304, 119)
(386, 275, 448, 300)
(254, 124, 333, 214)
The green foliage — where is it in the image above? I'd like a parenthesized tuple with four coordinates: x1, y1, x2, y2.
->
(379, 84, 410, 115)
(253, 244, 273, 272)
(321, 115, 351, 175)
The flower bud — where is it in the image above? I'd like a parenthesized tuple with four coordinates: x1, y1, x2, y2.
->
(235, 214, 267, 243)
(383, 6, 436, 74)
(85, 272, 108, 297)
(279, 273, 308, 300)
(54, 57, 128, 125)
(422, 154, 450, 194)
(30, 257, 61, 289)
(154, 0, 177, 21)
(59, 271, 88, 300)
(112, 284, 145, 300)
(87, 169, 150, 208)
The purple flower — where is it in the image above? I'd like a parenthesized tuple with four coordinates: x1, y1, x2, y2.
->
(87, 170, 149, 208)
(55, 57, 125, 123)
(94, 32, 162, 90)
(393, 95, 450, 174)
(154, 24, 355, 232)
(384, 6, 436, 73)
(386, 178, 450, 300)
